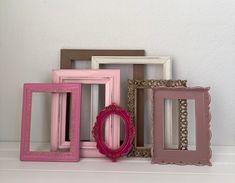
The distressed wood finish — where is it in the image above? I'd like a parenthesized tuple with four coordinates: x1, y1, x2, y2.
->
(92, 56, 173, 148)
(20, 83, 81, 162)
(60, 49, 145, 142)
(51, 69, 120, 157)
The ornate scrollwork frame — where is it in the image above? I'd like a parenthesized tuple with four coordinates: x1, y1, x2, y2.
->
(127, 79, 188, 157)
(92, 103, 135, 162)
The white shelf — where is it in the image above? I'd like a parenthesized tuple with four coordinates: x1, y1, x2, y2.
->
(0, 142, 235, 183)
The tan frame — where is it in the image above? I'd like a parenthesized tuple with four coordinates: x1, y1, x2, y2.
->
(127, 79, 188, 157)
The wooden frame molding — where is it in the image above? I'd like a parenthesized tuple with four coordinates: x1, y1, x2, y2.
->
(61, 49, 145, 69)
(20, 83, 81, 162)
(152, 87, 211, 165)
(60, 49, 145, 142)
(127, 79, 188, 157)
(51, 69, 120, 157)
(92, 56, 173, 148)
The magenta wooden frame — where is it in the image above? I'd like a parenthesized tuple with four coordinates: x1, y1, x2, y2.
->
(20, 83, 81, 162)
(92, 103, 135, 162)
(51, 69, 120, 157)
(152, 87, 212, 165)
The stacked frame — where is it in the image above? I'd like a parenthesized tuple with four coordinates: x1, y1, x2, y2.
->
(152, 87, 211, 165)
(51, 69, 120, 157)
(127, 79, 188, 157)
(20, 83, 81, 162)
(91, 56, 173, 147)
(60, 49, 145, 142)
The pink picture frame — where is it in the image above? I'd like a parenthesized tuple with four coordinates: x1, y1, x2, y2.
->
(152, 87, 212, 166)
(20, 83, 81, 162)
(51, 69, 120, 157)
(92, 103, 135, 162)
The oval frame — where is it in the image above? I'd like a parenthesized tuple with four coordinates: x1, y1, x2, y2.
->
(92, 103, 135, 162)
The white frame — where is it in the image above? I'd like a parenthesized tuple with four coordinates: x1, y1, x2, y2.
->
(91, 56, 174, 148)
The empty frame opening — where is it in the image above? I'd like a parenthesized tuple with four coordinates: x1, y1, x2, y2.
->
(99, 64, 165, 145)
(163, 99, 196, 150)
(135, 88, 152, 148)
(100, 64, 133, 109)
(100, 64, 133, 141)
(80, 84, 91, 141)
(30, 92, 51, 151)
(72, 60, 91, 69)
(187, 99, 196, 150)
(65, 60, 91, 142)
(65, 84, 105, 142)
(101, 114, 125, 149)
(30, 92, 70, 152)
(144, 64, 163, 79)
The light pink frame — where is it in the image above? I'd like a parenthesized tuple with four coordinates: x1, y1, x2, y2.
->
(51, 69, 120, 157)
(152, 87, 212, 165)
(20, 83, 81, 162)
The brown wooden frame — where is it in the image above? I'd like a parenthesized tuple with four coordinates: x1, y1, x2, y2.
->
(60, 49, 145, 141)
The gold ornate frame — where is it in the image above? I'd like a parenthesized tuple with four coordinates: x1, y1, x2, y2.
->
(127, 79, 188, 157)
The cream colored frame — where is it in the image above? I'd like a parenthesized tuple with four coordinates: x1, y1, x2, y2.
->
(91, 56, 175, 147)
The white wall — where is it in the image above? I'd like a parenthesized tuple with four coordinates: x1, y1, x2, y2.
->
(0, 0, 234, 145)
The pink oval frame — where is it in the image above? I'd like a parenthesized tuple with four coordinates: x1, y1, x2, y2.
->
(92, 103, 135, 162)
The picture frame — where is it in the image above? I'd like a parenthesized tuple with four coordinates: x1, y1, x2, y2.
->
(60, 49, 145, 69)
(20, 83, 81, 162)
(51, 69, 120, 157)
(92, 103, 135, 162)
(91, 56, 172, 147)
(127, 79, 188, 157)
(60, 49, 145, 141)
(152, 87, 211, 165)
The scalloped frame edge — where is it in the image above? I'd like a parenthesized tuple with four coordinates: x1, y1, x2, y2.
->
(152, 87, 212, 166)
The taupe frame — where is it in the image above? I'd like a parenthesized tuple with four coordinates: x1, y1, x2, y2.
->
(127, 79, 188, 157)
(152, 87, 211, 165)
(60, 49, 145, 141)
